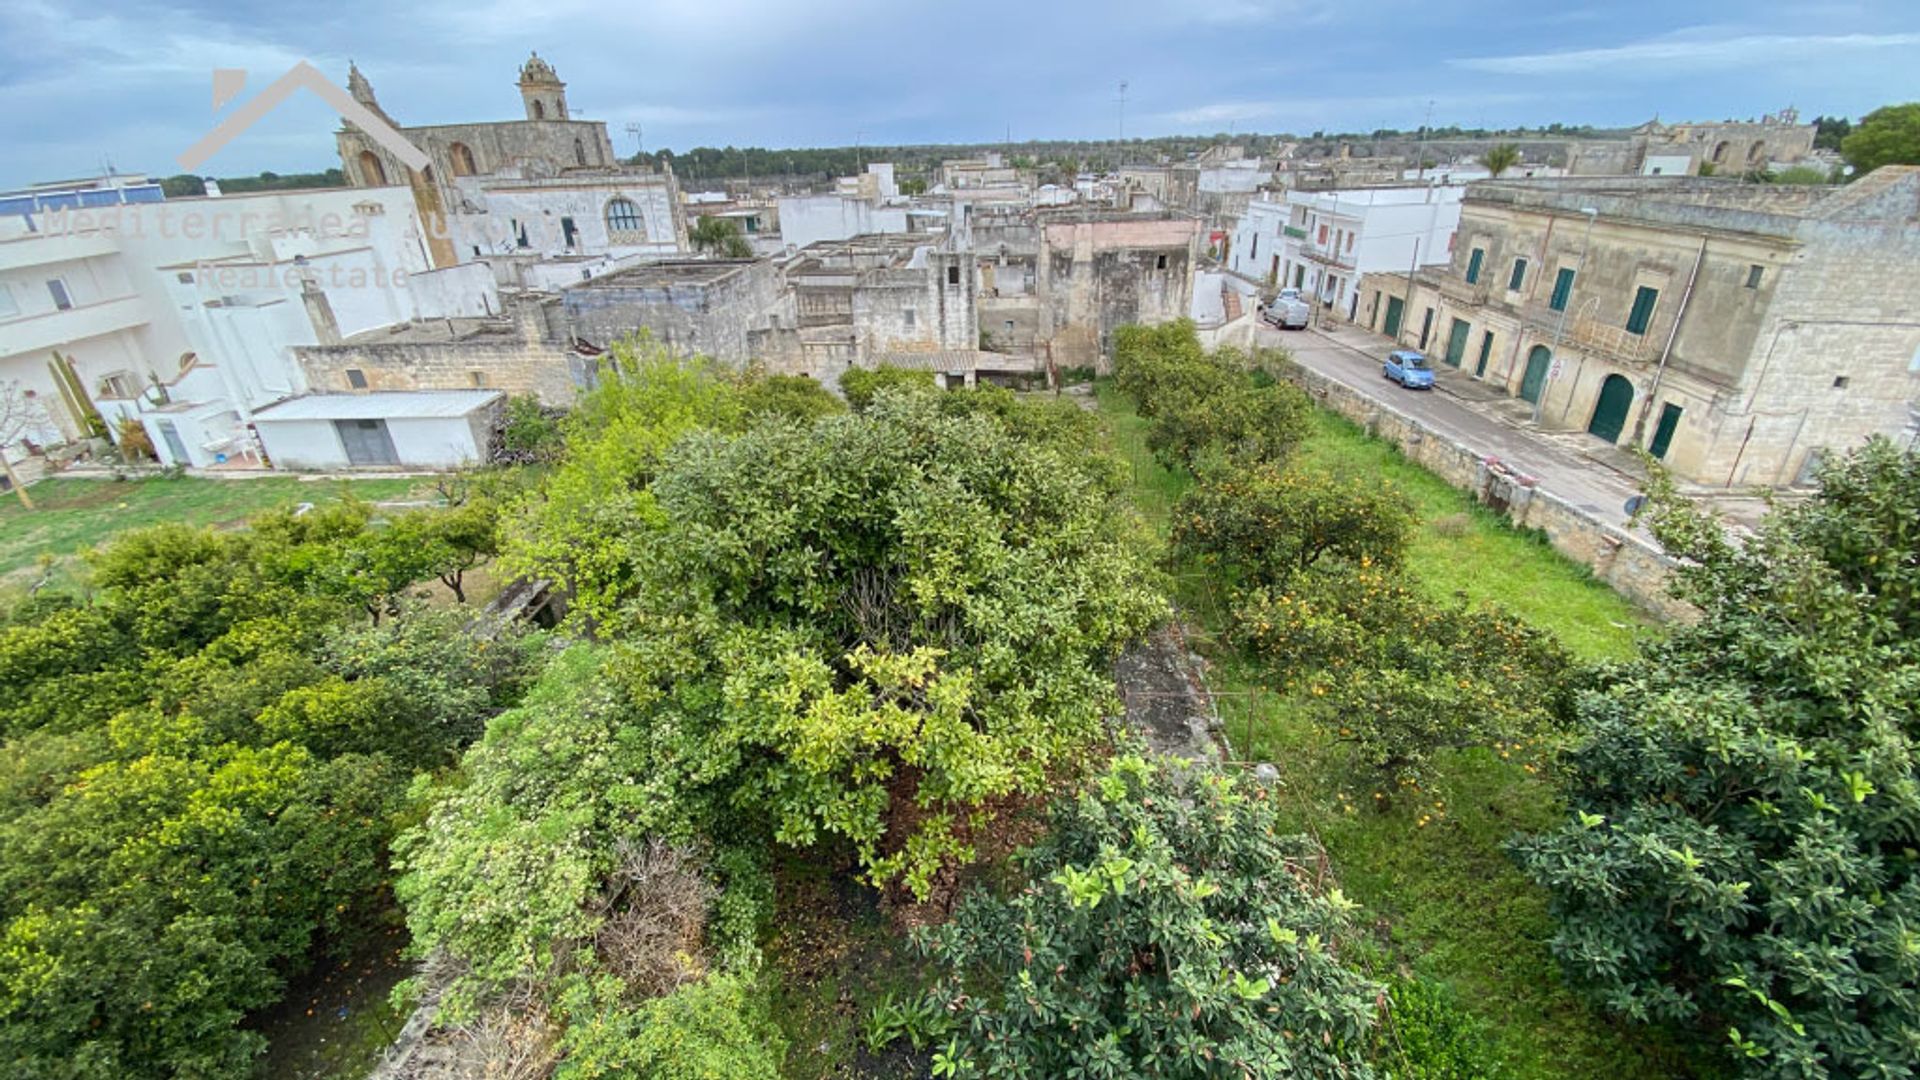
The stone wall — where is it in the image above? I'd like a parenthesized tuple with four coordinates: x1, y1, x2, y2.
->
(294, 337, 591, 405)
(1277, 360, 1689, 620)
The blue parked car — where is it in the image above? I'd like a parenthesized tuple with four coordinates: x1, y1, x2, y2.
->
(1383, 349, 1434, 389)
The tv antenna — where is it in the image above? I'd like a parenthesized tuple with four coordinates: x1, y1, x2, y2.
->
(1117, 80, 1129, 146)
(625, 122, 643, 158)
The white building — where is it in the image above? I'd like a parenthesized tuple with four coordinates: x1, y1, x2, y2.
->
(0, 176, 165, 451)
(1229, 185, 1464, 319)
(250, 389, 501, 470)
(776, 194, 910, 251)
(2, 177, 501, 469)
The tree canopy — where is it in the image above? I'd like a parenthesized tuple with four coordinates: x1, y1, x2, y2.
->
(1516, 439, 1920, 1078)
(1841, 103, 1920, 175)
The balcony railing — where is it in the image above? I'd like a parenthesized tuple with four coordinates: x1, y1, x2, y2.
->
(0, 294, 148, 358)
(1515, 299, 1652, 364)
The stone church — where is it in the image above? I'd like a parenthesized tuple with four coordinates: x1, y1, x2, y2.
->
(336, 54, 686, 270)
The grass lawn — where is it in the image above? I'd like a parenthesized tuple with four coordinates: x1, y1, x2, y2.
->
(1095, 383, 1711, 1080)
(0, 475, 431, 594)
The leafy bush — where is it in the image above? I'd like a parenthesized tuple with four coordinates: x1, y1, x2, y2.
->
(1235, 569, 1572, 788)
(602, 393, 1162, 897)
(1111, 321, 1311, 469)
(1515, 439, 1920, 1079)
(554, 971, 786, 1080)
(837, 364, 937, 411)
(499, 393, 566, 463)
(1172, 462, 1415, 588)
(393, 646, 656, 1017)
(736, 372, 846, 422)
(0, 513, 538, 1079)
(1380, 976, 1516, 1080)
(503, 346, 746, 629)
(917, 754, 1382, 1078)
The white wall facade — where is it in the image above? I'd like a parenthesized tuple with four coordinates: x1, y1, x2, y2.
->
(1279, 186, 1464, 318)
(777, 195, 911, 251)
(451, 178, 682, 261)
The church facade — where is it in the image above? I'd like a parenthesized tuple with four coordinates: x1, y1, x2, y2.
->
(336, 54, 685, 268)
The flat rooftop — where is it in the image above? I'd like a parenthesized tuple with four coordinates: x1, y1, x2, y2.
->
(568, 259, 757, 289)
(253, 390, 502, 421)
(1468, 167, 1919, 231)
(339, 316, 523, 345)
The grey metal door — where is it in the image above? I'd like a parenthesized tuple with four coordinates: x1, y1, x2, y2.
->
(334, 419, 400, 466)
(156, 420, 191, 465)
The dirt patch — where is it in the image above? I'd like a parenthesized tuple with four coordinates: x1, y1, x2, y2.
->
(1112, 622, 1222, 762)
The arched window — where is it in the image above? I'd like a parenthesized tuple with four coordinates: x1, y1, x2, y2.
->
(574, 139, 587, 167)
(606, 197, 646, 239)
(449, 142, 477, 176)
(533, 99, 546, 120)
(1748, 141, 1767, 165)
(358, 150, 387, 185)
(1711, 141, 1729, 164)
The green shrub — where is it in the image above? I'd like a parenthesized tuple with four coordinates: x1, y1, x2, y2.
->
(837, 365, 937, 411)
(1172, 462, 1415, 588)
(1381, 976, 1515, 1080)
(917, 754, 1382, 1078)
(555, 972, 786, 1080)
(1111, 321, 1311, 470)
(500, 393, 566, 462)
(1515, 439, 1920, 1079)
(736, 373, 846, 422)
(603, 394, 1163, 897)
(1235, 569, 1572, 789)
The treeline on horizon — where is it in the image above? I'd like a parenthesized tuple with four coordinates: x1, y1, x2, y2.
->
(147, 114, 1856, 199)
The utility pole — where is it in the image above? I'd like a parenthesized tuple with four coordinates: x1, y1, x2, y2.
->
(1414, 99, 1434, 179)
(1116, 80, 1129, 165)
(1533, 207, 1598, 425)
(1400, 238, 1420, 346)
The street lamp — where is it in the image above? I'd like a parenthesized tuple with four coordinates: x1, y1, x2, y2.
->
(1532, 206, 1598, 425)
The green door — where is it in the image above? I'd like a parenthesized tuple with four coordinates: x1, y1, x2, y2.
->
(1587, 374, 1634, 443)
(1443, 318, 1470, 367)
(1383, 295, 1404, 338)
(1649, 402, 1682, 459)
(1474, 331, 1493, 377)
(1520, 345, 1551, 403)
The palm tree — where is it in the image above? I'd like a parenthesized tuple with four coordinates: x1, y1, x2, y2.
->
(691, 215, 753, 258)
(1481, 143, 1522, 178)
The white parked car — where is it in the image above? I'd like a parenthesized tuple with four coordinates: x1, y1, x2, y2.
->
(1261, 291, 1310, 330)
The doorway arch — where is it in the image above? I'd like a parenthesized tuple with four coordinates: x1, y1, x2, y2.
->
(1520, 345, 1551, 403)
(1587, 374, 1634, 443)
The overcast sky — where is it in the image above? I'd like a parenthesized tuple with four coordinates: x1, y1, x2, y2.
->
(3, 0, 1917, 189)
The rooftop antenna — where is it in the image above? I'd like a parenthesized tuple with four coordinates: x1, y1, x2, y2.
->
(625, 123, 643, 158)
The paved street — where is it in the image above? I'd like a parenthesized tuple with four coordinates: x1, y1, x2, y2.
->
(1253, 318, 1650, 531)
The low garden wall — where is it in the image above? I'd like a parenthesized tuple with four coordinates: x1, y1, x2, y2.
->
(1278, 363, 1691, 622)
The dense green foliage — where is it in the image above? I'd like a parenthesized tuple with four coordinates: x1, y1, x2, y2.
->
(600, 392, 1162, 895)
(1111, 321, 1311, 470)
(557, 972, 787, 1079)
(837, 365, 937, 411)
(1172, 463, 1415, 588)
(0, 508, 534, 1079)
(689, 216, 754, 258)
(736, 373, 847, 422)
(158, 170, 347, 198)
(919, 754, 1382, 1078)
(1517, 439, 1920, 1078)
(1841, 103, 1920, 175)
(1236, 568, 1573, 788)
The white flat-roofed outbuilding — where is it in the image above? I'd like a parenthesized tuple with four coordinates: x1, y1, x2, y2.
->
(250, 390, 502, 470)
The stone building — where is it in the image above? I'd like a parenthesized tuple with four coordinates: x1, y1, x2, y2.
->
(1564, 111, 1819, 178)
(785, 234, 981, 379)
(557, 259, 794, 365)
(336, 55, 686, 269)
(293, 296, 594, 405)
(1355, 168, 1920, 487)
(1035, 209, 1201, 371)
